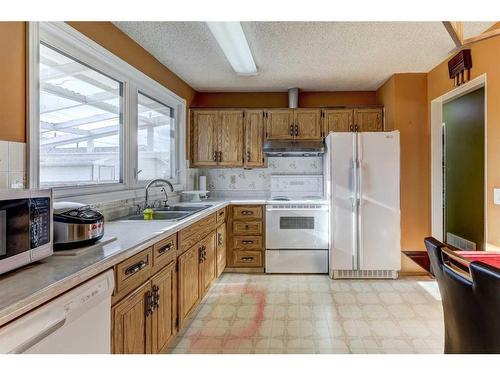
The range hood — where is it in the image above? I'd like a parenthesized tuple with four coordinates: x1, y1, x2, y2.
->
(263, 87, 324, 157)
(263, 140, 325, 157)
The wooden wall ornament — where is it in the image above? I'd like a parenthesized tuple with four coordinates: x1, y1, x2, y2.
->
(448, 49, 472, 87)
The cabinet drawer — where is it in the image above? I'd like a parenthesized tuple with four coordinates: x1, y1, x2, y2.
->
(216, 208, 226, 223)
(115, 247, 153, 297)
(232, 206, 263, 221)
(178, 213, 217, 253)
(152, 234, 177, 272)
(233, 235, 263, 250)
(233, 221, 263, 235)
(233, 250, 263, 267)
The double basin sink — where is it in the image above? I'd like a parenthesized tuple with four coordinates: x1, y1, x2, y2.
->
(124, 204, 212, 221)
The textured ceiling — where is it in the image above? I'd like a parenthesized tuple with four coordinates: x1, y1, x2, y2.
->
(113, 21, 495, 91)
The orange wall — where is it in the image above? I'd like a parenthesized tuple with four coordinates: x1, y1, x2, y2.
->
(427, 35, 500, 251)
(376, 74, 429, 273)
(0, 22, 195, 143)
(0, 22, 26, 142)
(191, 91, 378, 108)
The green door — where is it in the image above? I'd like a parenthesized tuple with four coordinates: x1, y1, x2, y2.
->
(443, 87, 485, 250)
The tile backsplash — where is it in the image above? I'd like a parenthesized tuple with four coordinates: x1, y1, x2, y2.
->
(198, 156, 323, 197)
(0, 141, 26, 189)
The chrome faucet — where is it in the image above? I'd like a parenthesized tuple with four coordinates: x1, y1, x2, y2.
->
(144, 179, 174, 209)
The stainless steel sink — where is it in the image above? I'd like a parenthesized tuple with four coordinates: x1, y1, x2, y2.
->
(122, 204, 212, 221)
(154, 205, 211, 212)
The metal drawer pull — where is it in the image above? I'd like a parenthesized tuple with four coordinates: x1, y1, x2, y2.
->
(241, 210, 254, 215)
(218, 233, 224, 246)
(158, 242, 173, 254)
(125, 260, 147, 276)
(294, 124, 299, 136)
(145, 290, 154, 316)
(152, 285, 160, 309)
(242, 240, 254, 244)
(241, 257, 254, 262)
(213, 151, 217, 161)
(289, 124, 294, 136)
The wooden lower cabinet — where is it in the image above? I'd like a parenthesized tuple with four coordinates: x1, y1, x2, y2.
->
(216, 223, 227, 278)
(112, 281, 152, 354)
(200, 231, 217, 295)
(151, 262, 177, 353)
(112, 262, 177, 354)
(177, 244, 201, 329)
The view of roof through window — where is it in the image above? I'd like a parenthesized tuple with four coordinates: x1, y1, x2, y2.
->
(39, 43, 123, 187)
(137, 92, 176, 181)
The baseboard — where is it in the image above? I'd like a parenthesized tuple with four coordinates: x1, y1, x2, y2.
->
(224, 267, 265, 273)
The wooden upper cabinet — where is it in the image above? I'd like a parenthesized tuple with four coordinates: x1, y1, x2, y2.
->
(191, 111, 218, 167)
(112, 281, 152, 354)
(151, 262, 176, 354)
(177, 244, 200, 329)
(354, 108, 383, 132)
(323, 109, 353, 134)
(266, 109, 294, 140)
(218, 110, 244, 167)
(294, 109, 322, 140)
(244, 110, 265, 168)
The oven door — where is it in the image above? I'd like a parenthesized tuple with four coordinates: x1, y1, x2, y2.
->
(265, 204, 329, 249)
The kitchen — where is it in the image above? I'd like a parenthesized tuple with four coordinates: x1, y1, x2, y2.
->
(1, 2, 500, 370)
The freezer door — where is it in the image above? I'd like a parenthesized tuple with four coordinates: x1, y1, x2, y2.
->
(357, 131, 401, 271)
(328, 133, 357, 271)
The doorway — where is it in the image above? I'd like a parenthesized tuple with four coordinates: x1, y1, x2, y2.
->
(443, 88, 485, 250)
(431, 74, 487, 250)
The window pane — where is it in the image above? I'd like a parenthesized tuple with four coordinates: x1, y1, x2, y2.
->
(137, 92, 175, 181)
(39, 43, 123, 187)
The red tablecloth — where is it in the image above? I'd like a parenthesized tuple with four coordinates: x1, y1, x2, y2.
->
(456, 251, 500, 269)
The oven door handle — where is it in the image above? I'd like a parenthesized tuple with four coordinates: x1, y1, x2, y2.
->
(266, 207, 329, 211)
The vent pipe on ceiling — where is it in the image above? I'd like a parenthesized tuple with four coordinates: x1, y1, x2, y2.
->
(288, 87, 299, 108)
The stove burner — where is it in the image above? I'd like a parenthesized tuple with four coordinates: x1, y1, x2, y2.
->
(270, 196, 290, 201)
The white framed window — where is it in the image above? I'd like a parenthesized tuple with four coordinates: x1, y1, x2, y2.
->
(137, 92, 177, 181)
(28, 22, 186, 200)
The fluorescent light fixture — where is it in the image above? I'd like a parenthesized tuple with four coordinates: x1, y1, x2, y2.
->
(206, 22, 258, 76)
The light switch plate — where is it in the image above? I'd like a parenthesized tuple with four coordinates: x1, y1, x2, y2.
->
(494, 188, 500, 205)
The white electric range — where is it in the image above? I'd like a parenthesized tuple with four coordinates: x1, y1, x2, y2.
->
(265, 175, 329, 274)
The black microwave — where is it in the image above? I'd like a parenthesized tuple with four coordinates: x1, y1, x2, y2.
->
(0, 190, 53, 275)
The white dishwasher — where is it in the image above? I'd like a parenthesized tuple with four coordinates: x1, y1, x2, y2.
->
(0, 270, 114, 354)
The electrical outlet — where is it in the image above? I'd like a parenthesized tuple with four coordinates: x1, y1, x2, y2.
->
(494, 188, 500, 205)
(230, 175, 236, 184)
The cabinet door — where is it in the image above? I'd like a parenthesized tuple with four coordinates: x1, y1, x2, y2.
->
(266, 109, 294, 140)
(191, 111, 219, 167)
(218, 110, 244, 167)
(323, 109, 353, 134)
(178, 245, 200, 329)
(244, 110, 265, 168)
(294, 109, 322, 140)
(151, 262, 176, 354)
(112, 281, 152, 354)
(354, 108, 383, 132)
(216, 224, 226, 278)
(200, 231, 217, 295)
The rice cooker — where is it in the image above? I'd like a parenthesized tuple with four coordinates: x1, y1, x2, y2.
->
(53, 202, 104, 250)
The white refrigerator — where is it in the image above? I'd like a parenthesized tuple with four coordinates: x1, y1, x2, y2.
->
(324, 131, 401, 279)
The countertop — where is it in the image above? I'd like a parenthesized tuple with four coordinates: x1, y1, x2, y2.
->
(0, 198, 269, 327)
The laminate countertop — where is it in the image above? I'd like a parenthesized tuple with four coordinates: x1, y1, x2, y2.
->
(0, 198, 268, 327)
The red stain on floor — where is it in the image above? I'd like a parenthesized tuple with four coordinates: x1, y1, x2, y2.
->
(188, 285, 267, 352)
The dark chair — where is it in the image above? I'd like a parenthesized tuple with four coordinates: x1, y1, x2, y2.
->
(424, 237, 500, 353)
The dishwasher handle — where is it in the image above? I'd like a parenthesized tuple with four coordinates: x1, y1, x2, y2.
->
(9, 318, 66, 354)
